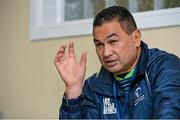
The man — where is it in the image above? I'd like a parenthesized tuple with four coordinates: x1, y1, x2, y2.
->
(54, 6, 180, 119)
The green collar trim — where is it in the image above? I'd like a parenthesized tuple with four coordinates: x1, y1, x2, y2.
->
(114, 67, 135, 81)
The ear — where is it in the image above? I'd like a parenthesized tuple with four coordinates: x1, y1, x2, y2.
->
(133, 29, 141, 47)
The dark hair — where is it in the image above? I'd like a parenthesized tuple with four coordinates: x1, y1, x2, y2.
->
(93, 6, 137, 35)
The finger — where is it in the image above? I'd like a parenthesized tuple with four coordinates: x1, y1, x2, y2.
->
(68, 42, 77, 63)
(68, 42, 72, 57)
(79, 52, 87, 69)
(54, 53, 63, 63)
(54, 57, 60, 68)
(54, 59, 62, 74)
(56, 44, 67, 55)
(54, 54, 60, 67)
(68, 42, 75, 58)
(57, 44, 67, 60)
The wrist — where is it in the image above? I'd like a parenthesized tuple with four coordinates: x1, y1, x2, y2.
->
(65, 84, 83, 99)
(63, 94, 83, 105)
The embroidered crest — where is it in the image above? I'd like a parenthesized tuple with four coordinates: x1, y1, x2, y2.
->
(103, 98, 117, 114)
(134, 87, 145, 106)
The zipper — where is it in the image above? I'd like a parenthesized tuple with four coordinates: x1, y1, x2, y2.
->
(128, 84, 134, 118)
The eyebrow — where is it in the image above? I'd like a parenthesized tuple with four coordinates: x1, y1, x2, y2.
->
(94, 39, 100, 43)
(94, 33, 119, 43)
(106, 33, 118, 39)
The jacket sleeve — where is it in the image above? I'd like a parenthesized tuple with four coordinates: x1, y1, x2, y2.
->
(152, 54, 180, 118)
(59, 75, 100, 119)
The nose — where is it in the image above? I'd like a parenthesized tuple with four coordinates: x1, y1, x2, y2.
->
(103, 45, 112, 58)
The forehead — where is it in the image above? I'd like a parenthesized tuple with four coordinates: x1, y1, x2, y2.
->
(93, 20, 126, 40)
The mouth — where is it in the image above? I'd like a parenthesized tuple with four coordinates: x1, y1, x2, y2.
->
(105, 59, 118, 67)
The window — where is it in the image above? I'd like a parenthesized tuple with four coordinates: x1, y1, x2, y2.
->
(64, 0, 180, 21)
(30, 0, 180, 40)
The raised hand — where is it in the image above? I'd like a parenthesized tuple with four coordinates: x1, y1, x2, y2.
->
(54, 42, 87, 99)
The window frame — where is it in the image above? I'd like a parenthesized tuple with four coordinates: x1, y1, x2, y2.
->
(30, 0, 180, 40)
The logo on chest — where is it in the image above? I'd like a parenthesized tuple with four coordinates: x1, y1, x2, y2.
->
(103, 98, 117, 114)
(134, 87, 145, 106)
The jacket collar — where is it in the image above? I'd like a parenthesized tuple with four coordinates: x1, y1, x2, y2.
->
(92, 67, 118, 97)
(135, 41, 149, 77)
(92, 41, 149, 96)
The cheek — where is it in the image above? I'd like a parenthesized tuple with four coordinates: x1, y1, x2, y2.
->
(116, 42, 135, 60)
(126, 46, 137, 62)
(115, 43, 127, 56)
(96, 49, 103, 60)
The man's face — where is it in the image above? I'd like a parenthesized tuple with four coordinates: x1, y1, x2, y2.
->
(93, 20, 141, 75)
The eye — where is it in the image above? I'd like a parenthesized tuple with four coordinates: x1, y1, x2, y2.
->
(109, 40, 118, 44)
(95, 43, 104, 47)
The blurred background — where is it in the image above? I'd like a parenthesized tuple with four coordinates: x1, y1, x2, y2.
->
(0, 0, 180, 119)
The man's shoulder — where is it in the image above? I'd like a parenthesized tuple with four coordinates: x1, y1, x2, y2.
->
(146, 48, 180, 78)
(147, 48, 179, 67)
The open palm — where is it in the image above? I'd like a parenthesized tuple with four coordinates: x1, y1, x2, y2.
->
(54, 43, 87, 98)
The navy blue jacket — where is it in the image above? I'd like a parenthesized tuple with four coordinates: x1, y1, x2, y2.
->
(60, 42, 180, 119)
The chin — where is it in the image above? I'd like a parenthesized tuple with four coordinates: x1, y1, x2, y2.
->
(106, 67, 120, 74)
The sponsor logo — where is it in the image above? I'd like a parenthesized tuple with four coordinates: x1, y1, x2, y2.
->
(103, 98, 117, 114)
(134, 87, 145, 106)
